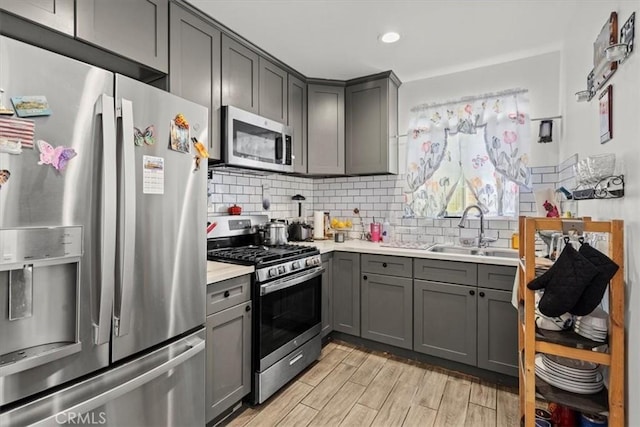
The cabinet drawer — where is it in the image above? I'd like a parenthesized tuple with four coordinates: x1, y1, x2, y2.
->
(414, 259, 477, 285)
(206, 274, 251, 315)
(477, 264, 517, 291)
(361, 254, 412, 278)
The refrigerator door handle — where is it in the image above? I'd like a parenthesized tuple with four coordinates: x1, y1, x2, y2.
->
(30, 338, 205, 426)
(114, 98, 136, 337)
(94, 94, 116, 346)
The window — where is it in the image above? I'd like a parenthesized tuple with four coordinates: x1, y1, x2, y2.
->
(404, 89, 531, 218)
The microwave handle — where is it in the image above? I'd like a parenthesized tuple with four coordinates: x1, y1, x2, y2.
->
(275, 135, 283, 164)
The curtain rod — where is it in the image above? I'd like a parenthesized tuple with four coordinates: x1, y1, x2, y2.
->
(410, 88, 528, 112)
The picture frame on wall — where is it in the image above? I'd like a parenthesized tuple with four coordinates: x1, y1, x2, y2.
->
(599, 84, 613, 143)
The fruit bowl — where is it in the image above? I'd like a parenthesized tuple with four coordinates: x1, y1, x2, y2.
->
(329, 217, 353, 230)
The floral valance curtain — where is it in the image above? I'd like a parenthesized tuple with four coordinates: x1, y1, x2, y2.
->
(404, 89, 531, 218)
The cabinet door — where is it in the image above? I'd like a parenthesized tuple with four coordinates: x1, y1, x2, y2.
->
(288, 75, 307, 174)
(477, 288, 518, 376)
(169, 4, 221, 160)
(206, 302, 252, 423)
(1, 0, 74, 35)
(414, 280, 477, 365)
(361, 273, 412, 349)
(259, 58, 287, 123)
(221, 35, 259, 114)
(321, 254, 333, 338)
(332, 252, 360, 335)
(307, 84, 345, 175)
(345, 78, 389, 175)
(76, 0, 168, 72)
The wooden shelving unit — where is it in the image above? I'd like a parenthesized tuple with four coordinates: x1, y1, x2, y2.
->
(518, 216, 625, 426)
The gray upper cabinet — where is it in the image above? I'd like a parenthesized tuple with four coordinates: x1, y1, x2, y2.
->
(259, 58, 287, 123)
(221, 34, 259, 114)
(477, 288, 518, 376)
(169, 3, 221, 160)
(361, 273, 412, 349)
(76, 0, 169, 73)
(345, 73, 400, 175)
(1, 0, 74, 35)
(332, 252, 360, 336)
(414, 280, 477, 366)
(307, 83, 345, 175)
(288, 75, 307, 174)
(321, 253, 333, 338)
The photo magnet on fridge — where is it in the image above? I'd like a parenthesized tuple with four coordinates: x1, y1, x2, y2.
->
(169, 113, 190, 153)
(0, 169, 10, 189)
(10, 96, 52, 117)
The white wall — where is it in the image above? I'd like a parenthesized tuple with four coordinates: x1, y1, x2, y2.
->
(398, 51, 562, 170)
(560, 2, 640, 423)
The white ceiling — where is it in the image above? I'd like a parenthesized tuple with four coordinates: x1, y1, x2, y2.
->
(187, 0, 581, 83)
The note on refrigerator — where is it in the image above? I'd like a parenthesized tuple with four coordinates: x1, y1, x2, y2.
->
(143, 155, 164, 195)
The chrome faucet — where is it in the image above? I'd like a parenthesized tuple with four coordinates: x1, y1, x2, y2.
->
(458, 205, 493, 248)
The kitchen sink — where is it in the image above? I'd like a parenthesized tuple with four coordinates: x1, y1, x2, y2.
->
(427, 245, 519, 259)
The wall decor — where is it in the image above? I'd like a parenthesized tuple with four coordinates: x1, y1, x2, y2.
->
(405, 88, 530, 218)
(599, 85, 613, 144)
(592, 12, 618, 93)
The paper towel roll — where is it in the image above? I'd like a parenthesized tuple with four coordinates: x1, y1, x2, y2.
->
(313, 211, 325, 239)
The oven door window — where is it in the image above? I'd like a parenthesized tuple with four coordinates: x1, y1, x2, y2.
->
(259, 275, 321, 360)
(233, 120, 281, 165)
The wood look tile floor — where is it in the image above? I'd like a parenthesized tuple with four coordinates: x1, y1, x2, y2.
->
(225, 341, 519, 427)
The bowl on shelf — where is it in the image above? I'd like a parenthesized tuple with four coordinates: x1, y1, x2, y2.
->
(586, 153, 615, 181)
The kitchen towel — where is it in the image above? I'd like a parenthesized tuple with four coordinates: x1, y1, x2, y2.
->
(313, 211, 325, 239)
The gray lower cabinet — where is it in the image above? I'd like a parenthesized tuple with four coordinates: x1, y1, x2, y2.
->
(477, 288, 518, 376)
(221, 34, 259, 114)
(205, 275, 251, 423)
(1, 0, 74, 35)
(307, 83, 345, 175)
(332, 252, 360, 335)
(288, 74, 307, 174)
(361, 273, 412, 349)
(413, 279, 477, 365)
(75, 0, 169, 73)
(169, 3, 221, 160)
(345, 73, 400, 175)
(321, 253, 333, 338)
(259, 57, 288, 123)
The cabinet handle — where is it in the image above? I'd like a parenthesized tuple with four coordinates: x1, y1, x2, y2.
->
(382, 263, 388, 268)
(469, 290, 475, 296)
(245, 305, 251, 312)
(479, 292, 485, 298)
(363, 275, 368, 280)
(224, 290, 230, 298)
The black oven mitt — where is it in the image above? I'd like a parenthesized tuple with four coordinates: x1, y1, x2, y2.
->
(527, 243, 599, 317)
(570, 243, 619, 316)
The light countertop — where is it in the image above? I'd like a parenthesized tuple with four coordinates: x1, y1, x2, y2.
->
(292, 239, 519, 267)
(206, 240, 517, 284)
(207, 261, 254, 284)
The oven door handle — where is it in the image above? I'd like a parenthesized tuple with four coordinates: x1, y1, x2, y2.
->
(260, 266, 325, 296)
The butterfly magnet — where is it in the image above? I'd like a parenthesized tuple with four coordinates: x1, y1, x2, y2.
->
(36, 140, 77, 171)
(0, 169, 10, 189)
(134, 125, 156, 146)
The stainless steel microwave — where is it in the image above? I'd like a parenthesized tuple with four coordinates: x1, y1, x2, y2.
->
(222, 106, 293, 173)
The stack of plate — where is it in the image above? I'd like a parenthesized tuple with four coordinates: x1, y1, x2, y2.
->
(535, 354, 604, 394)
(573, 307, 608, 342)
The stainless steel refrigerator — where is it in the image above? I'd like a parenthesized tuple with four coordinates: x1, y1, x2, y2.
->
(0, 36, 207, 426)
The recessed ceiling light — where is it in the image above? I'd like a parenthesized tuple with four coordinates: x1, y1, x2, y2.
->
(380, 32, 400, 44)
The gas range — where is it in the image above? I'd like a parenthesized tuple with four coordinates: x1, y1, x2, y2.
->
(207, 244, 320, 282)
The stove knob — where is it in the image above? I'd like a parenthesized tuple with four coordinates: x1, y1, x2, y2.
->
(306, 258, 313, 267)
(268, 268, 277, 277)
(292, 261, 300, 270)
(278, 266, 286, 274)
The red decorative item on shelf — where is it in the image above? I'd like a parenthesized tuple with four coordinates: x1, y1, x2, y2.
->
(549, 403, 577, 427)
(228, 204, 242, 215)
